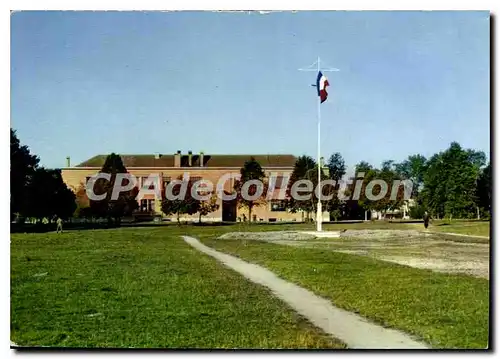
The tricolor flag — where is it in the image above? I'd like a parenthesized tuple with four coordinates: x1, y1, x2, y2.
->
(316, 71, 329, 103)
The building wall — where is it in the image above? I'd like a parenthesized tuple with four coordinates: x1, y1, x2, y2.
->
(61, 167, 329, 222)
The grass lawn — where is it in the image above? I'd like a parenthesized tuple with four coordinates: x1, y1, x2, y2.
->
(426, 221, 490, 237)
(200, 235, 490, 349)
(167, 219, 488, 235)
(11, 227, 345, 348)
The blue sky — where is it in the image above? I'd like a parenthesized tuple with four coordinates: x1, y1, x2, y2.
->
(11, 11, 490, 171)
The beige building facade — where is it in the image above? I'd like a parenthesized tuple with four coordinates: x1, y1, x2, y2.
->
(61, 151, 330, 223)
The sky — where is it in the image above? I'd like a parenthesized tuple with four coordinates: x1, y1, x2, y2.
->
(11, 10, 490, 172)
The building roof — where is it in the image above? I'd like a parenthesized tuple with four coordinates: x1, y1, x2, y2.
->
(75, 154, 297, 168)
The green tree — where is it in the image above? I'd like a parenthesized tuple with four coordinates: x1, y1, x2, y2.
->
(352, 162, 377, 219)
(10, 129, 39, 221)
(326, 153, 347, 218)
(234, 157, 267, 222)
(476, 162, 491, 216)
(355, 161, 373, 174)
(394, 154, 427, 195)
(420, 153, 446, 219)
(348, 161, 408, 220)
(286, 155, 316, 221)
(374, 160, 407, 218)
(198, 193, 219, 223)
(421, 142, 485, 220)
(89, 153, 138, 224)
(24, 168, 76, 221)
(161, 176, 200, 224)
(326, 153, 346, 183)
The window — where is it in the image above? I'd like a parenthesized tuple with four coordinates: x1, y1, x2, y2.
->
(140, 199, 155, 212)
(141, 176, 156, 190)
(270, 200, 287, 212)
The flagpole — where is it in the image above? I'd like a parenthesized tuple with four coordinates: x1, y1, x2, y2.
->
(297, 58, 339, 233)
(316, 56, 322, 232)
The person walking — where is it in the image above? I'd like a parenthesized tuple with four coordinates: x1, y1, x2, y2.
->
(56, 217, 63, 233)
(423, 211, 431, 230)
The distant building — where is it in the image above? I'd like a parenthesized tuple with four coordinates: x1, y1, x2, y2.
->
(61, 151, 330, 223)
(370, 199, 416, 220)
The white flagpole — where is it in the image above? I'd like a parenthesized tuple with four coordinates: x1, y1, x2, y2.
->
(298, 58, 339, 232)
(316, 56, 322, 232)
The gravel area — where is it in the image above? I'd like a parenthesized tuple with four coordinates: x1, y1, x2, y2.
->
(218, 231, 317, 241)
(339, 229, 429, 239)
(217, 230, 489, 279)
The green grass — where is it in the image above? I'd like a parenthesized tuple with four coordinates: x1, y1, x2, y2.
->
(11, 228, 345, 348)
(174, 219, 488, 235)
(169, 221, 414, 235)
(201, 235, 490, 349)
(427, 221, 490, 237)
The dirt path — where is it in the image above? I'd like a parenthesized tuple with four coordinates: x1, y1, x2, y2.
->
(183, 236, 429, 349)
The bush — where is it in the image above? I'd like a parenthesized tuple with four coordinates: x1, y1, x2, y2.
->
(409, 205, 426, 219)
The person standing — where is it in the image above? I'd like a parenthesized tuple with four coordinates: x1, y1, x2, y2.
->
(423, 211, 430, 229)
(56, 217, 63, 233)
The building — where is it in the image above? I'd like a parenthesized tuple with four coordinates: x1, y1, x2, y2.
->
(369, 199, 416, 220)
(61, 151, 330, 223)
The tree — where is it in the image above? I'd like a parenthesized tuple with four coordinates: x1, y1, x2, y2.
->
(347, 160, 408, 220)
(89, 153, 138, 224)
(23, 168, 76, 221)
(286, 155, 316, 220)
(353, 164, 379, 219)
(161, 176, 200, 224)
(10, 129, 39, 221)
(394, 155, 427, 190)
(234, 157, 267, 223)
(374, 161, 407, 218)
(420, 153, 446, 219)
(73, 182, 92, 220)
(476, 161, 491, 216)
(355, 161, 373, 174)
(421, 142, 485, 220)
(467, 150, 487, 218)
(326, 153, 347, 218)
(327, 153, 346, 183)
(198, 193, 219, 223)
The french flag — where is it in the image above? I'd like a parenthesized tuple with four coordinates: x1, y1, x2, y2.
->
(316, 71, 329, 103)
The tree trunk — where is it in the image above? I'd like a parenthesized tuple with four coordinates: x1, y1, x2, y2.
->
(176, 212, 180, 225)
(248, 206, 252, 223)
(477, 206, 480, 220)
(199, 212, 202, 223)
(364, 210, 368, 221)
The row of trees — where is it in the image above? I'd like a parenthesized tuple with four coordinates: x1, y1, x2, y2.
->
(160, 178, 220, 223)
(230, 142, 490, 221)
(12, 125, 490, 224)
(11, 129, 76, 222)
